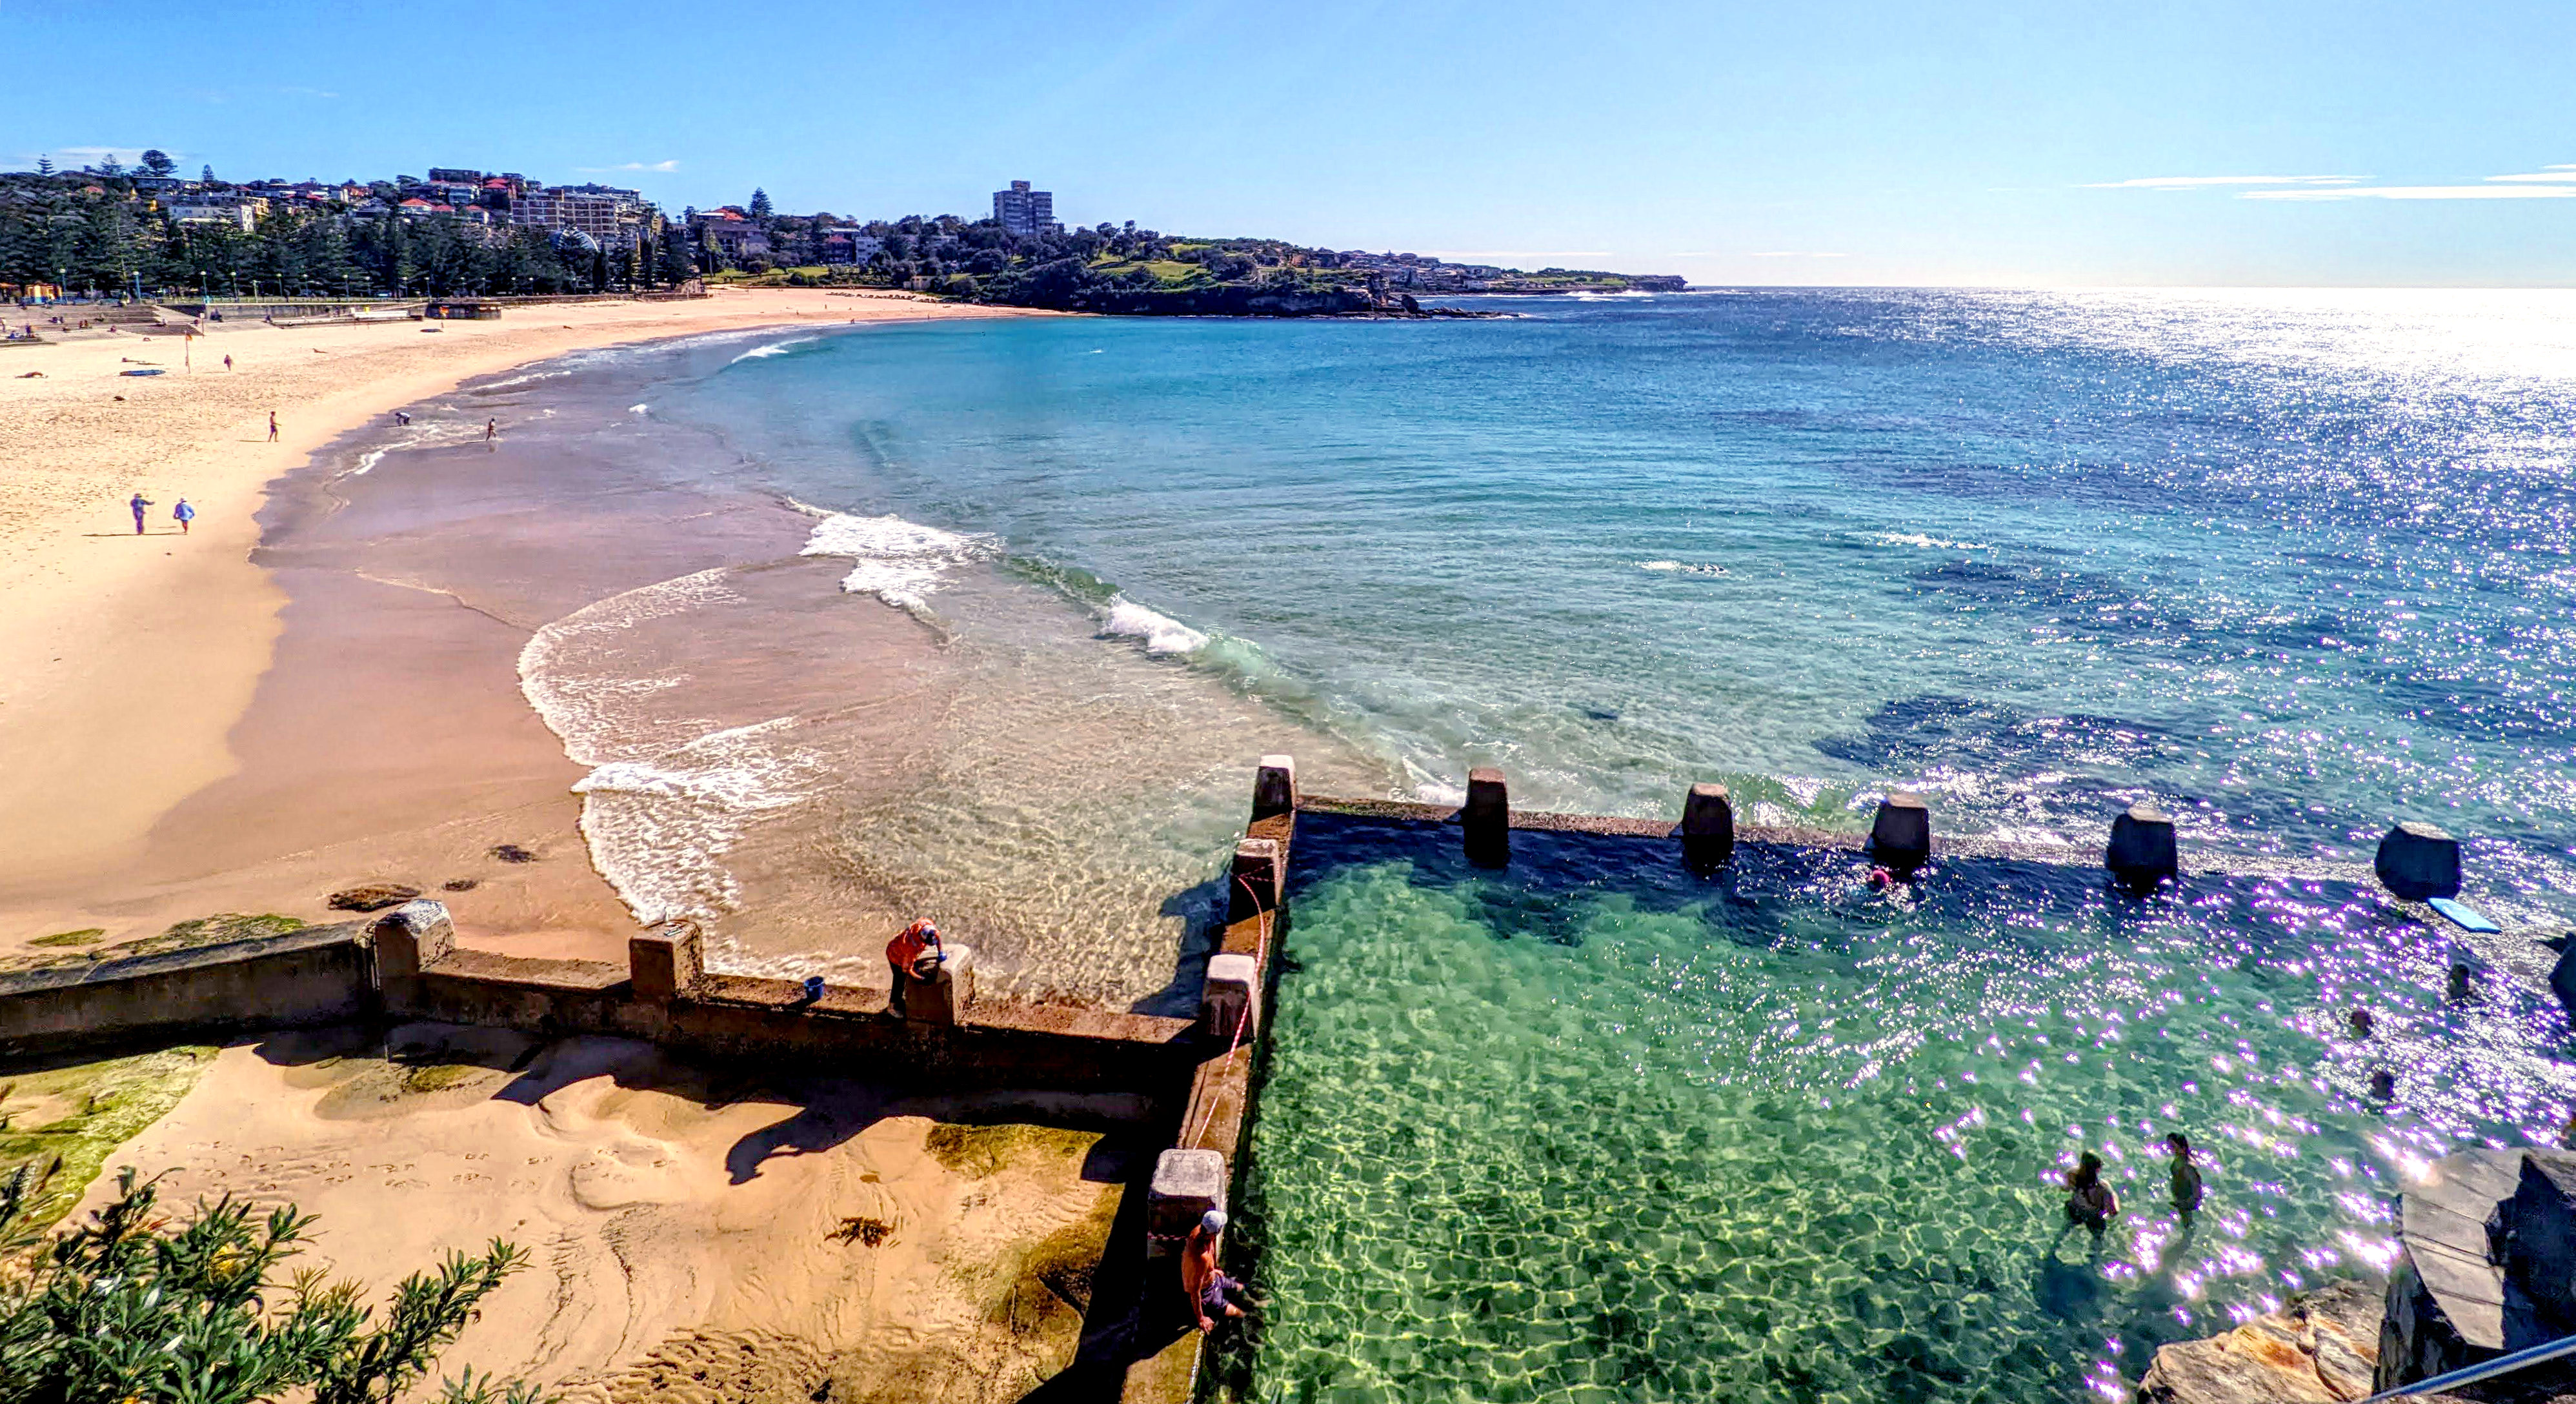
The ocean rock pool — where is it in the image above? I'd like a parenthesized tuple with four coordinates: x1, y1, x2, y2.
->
(1229, 814, 2576, 1403)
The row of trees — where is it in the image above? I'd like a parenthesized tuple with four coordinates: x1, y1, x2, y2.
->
(1, 177, 696, 299)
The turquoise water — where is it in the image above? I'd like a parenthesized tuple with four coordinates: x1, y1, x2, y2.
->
(654, 288, 2576, 918)
(1229, 816, 2574, 1402)
(398, 292, 2576, 1396)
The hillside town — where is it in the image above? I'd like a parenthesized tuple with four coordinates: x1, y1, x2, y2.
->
(0, 152, 1685, 313)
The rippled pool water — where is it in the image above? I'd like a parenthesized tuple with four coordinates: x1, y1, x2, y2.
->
(1229, 816, 2576, 1403)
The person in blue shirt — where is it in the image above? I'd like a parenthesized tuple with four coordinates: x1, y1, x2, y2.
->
(129, 492, 154, 535)
(173, 498, 196, 535)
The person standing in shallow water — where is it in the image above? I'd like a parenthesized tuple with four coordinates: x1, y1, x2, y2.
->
(2167, 1133, 2203, 1219)
(2065, 1152, 2118, 1241)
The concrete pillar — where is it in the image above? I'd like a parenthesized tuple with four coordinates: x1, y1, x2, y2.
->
(371, 900, 453, 982)
(1228, 837, 1282, 924)
(1681, 782, 1735, 871)
(896, 945, 974, 1023)
(1464, 767, 1510, 868)
(1148, 1147, 1227, 1258)
(2377, 822, 2462, 901)
(2106, 803, 2180, 894)
(1253, 754, 1298, 821)
(1869, 792, 1932, 873)
(629, 920, 703, 1005)
(1202, 952, 1258, 1041)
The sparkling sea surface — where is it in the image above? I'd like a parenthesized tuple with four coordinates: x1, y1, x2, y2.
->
(409, 289, 2576, 1397)
(1226, 815, 2573, 1403)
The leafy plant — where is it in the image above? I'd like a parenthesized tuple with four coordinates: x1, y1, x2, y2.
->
(0, 1165, 544, 1404)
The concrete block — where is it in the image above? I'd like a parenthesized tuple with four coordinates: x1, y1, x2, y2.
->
(896, 945, 974, 1024)
(1148, 1147, 1227, 1254)
(1464, 767, 1510, 868)
(371, 901, 453, 982)
(1202, 952, 1258, 1041)
(1253, 754, 1298, 819)
(2378, 822, 2462, 901)
(1229, 838, 1282, 923)
(1681, 782, 1734, 870)
(2106, 803, 2180, 893)
(1869, 792, 1932, 872)
(630, 921, 703, 1004)
(2551, 947, 2576, 1030)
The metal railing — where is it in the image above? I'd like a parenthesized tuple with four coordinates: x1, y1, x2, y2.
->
(2366, 1333, 2576, 1401)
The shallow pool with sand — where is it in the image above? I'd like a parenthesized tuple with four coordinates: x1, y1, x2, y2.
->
(1231, 816, 2575, 1402)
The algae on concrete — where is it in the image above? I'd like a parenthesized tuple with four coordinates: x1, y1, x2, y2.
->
(0, 1045, 216, 1230)
(1, 913, 305, 975)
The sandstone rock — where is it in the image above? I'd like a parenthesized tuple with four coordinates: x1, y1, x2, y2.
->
(327, 883, 421, 913)
(2138, 1279, 2380, 1403)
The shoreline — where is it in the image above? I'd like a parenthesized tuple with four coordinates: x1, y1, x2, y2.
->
(0, 290, 1044, 950)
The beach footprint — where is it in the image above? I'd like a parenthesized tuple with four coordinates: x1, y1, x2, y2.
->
(569, 1136, 690, 1210)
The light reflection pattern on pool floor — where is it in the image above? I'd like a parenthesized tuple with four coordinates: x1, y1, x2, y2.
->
(1230, 816, 2576, 1403)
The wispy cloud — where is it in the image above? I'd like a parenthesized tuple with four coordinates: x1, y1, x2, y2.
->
(1422, 250, 1612, 259)
(277, 85, 339, 99)
(578, 159, 681, 174)
(2244, 183, 2576, 201)
(1744, 251, 1851, 258)
(54, 145, 152, 163)
(2484, 165, 2576, 184)
(2084, 175, 2363, 190)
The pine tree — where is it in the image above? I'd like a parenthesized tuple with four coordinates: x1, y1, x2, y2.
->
(201, 163, 216, 183)
(749, 188, 773, 226)
(35, 156, 54, 176)
(141, 149, 176, 178)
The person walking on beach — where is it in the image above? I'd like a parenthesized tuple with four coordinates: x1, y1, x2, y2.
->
(128, 492, 154, 535)
(268, 410, 279, 443)
(1183, 1210, 1251, 1334)
(2064, 1152, 2118, 1241)
(172, 498, 196, 535)
(484, 417, 498, 442)
(222, 353, 232, 371)
(2166, 1134, 2203, 1218)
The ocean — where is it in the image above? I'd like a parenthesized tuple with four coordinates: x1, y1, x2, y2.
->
(342, 287, 2576, 1399)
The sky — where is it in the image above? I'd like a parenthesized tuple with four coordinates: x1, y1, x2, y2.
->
(7, 0, 2573, 286)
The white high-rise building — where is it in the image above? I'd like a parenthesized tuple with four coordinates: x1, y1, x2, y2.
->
(992, 180, 1057, 237)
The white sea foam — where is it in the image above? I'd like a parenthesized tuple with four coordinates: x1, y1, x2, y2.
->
(341, 420, 482, 477)
(1404, 759, 1468, 807)
(1636, 559, 1727, 576)
(477, 366, 573, 392)
(1868, 531, 1993, 550)
(567, 719, 822, 925)
(798, 512, 999, 610)
(628, 403, 649, 415)
(519, 571, 825, 925)
(730, 336, 817, 365)
(1099, 597, 1208, 656)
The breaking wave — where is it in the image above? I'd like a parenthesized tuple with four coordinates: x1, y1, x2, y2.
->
(798, 511, 1000, 610)
(730, 337, 818, 365)
(518, 570, 823, 926)
(1099, 597, 1208, 656)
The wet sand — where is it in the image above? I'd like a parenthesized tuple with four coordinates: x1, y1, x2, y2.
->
(74, 1026, 1140, 1402)
(0, 290, 1040, 956)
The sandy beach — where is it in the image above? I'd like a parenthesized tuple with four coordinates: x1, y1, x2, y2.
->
(0, 290, 1035, 954)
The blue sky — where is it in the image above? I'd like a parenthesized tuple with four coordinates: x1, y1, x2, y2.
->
(8, 0, 2573, 286)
